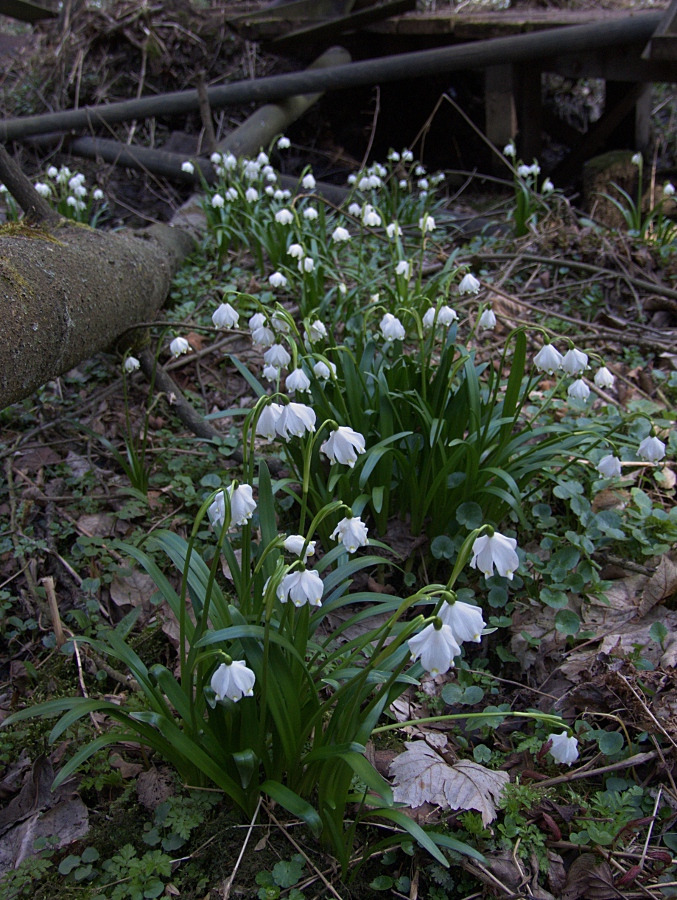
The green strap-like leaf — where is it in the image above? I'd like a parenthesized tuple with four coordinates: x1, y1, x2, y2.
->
(261, 780, 323, 837)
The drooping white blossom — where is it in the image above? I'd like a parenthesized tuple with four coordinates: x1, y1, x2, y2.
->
(284, 535, 315, 560)
(478, 308, 497, 330)
(170, 337, 190, 357)
(286, 368, 311, 394)
(331, 515, 369, 552)
(321, 426, 366, 468)
(534, 344, 563, 374)
(470, 532, 519, 580)
(439, 601, 485, 645)
(547, 732, 579, 766)
(408, 622, 460, 676)
(307, 320, 328, 342)
(181, 161, 195, 174)
(269, 271, 288, 289)
(211, 660, 255, 702)
(638, 435, 666, 462)
(594, 367, 615, 389)
(275, 208, 294, 225)
(459, 273, 481, 295)
(124, 356, 140, 373)
(597, 454, 622, 478)
(277, 568, 324, 607)
(313, 360, 336, 381)
(332, 226, 351, 242)
(567, 379, 590, 401)
(256, 403, 284, 440)
(263, 344, 291, 368)
(380, 313, 406, 342)
(212, 303, 239, 329)
(275, 403, 317, 440)
(561, 348, 588, 376)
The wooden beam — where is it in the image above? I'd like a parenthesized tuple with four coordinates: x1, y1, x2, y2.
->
(642, 0, 677, 59)
(485, 64, 516, 175)
(0, 13, 661, 142)
(0, 0, 56, 22)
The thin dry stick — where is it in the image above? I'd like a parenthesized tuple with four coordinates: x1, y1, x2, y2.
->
(639, 786, 662, 873)
(536, 751, 657, 789)
(267, 806, 345, 900)
(221, 796, 262, 900)
(617, 673, 677, 753)
(359, 85, 380, 171)
(41, 576, 65, 649)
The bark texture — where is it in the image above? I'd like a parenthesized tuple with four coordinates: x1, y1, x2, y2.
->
(0, 221, 193, 408)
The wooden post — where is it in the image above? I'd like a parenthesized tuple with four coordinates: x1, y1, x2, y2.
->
(485, 64, 517, 175)
(515, 63, 542, 163)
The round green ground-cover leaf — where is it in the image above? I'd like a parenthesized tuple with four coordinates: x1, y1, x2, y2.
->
(555, 609, 580, 635)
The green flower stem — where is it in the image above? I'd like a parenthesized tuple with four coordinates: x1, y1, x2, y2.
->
(372, 711, 570, 735)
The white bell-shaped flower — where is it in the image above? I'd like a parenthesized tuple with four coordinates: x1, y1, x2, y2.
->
(124, 356, 140, 373)
(534, 344, 563, 374)
(470, 532, 519, 580)
(181, 161, 195, 174)
(597, 454, 622, 478)
(211, 660, 255, 703)
(331, 515, 369, 553)
(419, 215, 436, 233)
(321, 426, 366, 468)
(458, 273, 480, 295)
(287, 243, 305, 259)
(478, 308, 496, 330)
(303, 207, 319, 220)
(638, 435, 666, 462)
(313, 360, 336, 381)
(547, 732, 579, 766)
(561, 348, 589, 376)
(567, 379, 590, 401)
(262, 365, 279, 383)
(380, 313, 405, 342)
(332, 226, 351, 242)
(245, 188, 259, 203)
(252, 326, 276, 348)
(212, 303, 239, 329)
(395, 260, 411, 279)
(286, 368, 311, 394)
(275, 403, 317, 440)
(408, 622, 460, 675)
(277, 136, 290, 149)
(284, 535, 315, 559)
(264, 344, 291, 368)
(275, 208, 294, 225)
(271, 311, 291, 334)
(307, 320, 328, 342)
(302, 173, 316, 191)
(269, 272, 288, 289)
(256, 403, 284, 440)
(594, 366, 615, 389)
(277, 568, 324, 607)
(170, 337, 190, 357)
(439, 600, 485, 645)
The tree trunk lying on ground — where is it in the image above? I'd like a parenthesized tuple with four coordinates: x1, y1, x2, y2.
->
(0, 219, 193, 408)
(0, 46, 351, 412)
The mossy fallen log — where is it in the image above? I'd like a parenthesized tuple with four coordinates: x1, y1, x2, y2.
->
(0, 220, 193, 408)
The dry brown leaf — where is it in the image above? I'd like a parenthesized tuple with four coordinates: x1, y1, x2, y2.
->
(109, 567, 157, 610)
(14, 446, 61, 472)
(76, 513, 116, 537)
(639, 553, 677, 616)
(562, 853, 617, 900)
(389, 734, 509, 825)
(136, 767, 175, 810)
(591, 489, 629, 512)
